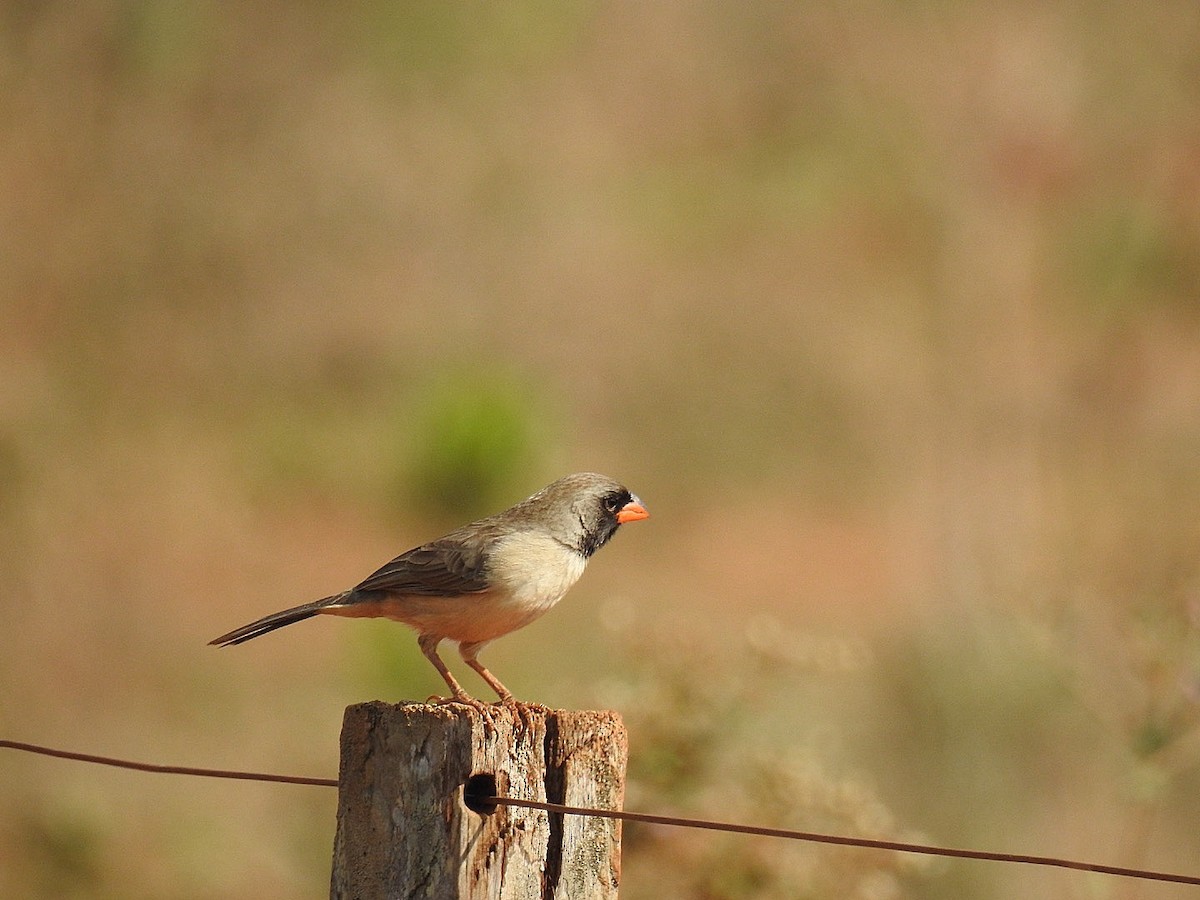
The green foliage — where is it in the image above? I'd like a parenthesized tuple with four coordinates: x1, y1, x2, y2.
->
(342, 618, 446, 702)
(397, 368, 551, 523)
(13, 807, 106, 898)
(1062, 198, 1200, 318)
(344, 0, 592, 88)
(238, 363, 555, 525)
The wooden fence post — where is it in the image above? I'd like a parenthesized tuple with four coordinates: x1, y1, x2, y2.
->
(330, 701, 627, 899)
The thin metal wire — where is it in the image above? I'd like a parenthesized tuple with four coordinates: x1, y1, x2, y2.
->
(490, 796, 1200, 887)
(0, 739, 337, 787)
(4, 738, 1199, 887)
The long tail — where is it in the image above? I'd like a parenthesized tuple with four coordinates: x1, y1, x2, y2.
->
(209, 593, 349, 647)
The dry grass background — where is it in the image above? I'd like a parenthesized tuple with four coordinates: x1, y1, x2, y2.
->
(2, 2, 1200, 898)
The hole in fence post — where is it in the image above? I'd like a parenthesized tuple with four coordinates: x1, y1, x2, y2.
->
(464, 772, 498, 816)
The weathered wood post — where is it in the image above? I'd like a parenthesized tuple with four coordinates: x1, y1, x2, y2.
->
(330, 702, 627, 899)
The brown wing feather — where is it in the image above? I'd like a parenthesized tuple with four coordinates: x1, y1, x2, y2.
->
(350, 534, 492, 597)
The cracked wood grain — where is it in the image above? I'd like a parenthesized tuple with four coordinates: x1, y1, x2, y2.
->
(330, 702, 626, 900)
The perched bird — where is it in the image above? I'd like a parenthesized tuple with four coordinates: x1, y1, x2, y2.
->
(210, 473, 648, 705)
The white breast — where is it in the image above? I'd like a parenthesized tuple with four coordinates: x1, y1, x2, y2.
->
(486, 530, 588, 617)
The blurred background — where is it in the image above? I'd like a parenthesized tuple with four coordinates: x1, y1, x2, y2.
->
(2, 1, 1199, 898)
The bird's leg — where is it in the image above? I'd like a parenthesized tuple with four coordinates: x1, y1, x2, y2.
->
(457, 641, 516, 705)
(417, 634, 490, 712)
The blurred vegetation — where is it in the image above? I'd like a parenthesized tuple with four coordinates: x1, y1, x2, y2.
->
(401, 367, 553, 521)
(595, 611, 930, 899)
(2, 1, 1200, 898)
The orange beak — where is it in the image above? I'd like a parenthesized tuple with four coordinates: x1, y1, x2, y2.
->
(616, 498, 649, 524)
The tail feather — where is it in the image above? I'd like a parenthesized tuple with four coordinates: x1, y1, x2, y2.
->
(209, 593, 348, 647)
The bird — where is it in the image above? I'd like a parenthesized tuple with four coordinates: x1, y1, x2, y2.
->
(210, 472, 648, 706)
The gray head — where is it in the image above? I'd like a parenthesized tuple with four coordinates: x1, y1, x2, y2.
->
(513, 472, 649, 557)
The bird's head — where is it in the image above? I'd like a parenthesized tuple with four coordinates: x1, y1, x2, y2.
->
(522, 472, 648, 557)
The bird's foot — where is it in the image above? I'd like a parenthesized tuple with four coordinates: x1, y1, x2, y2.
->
(499, 697, 550, 713)
(428, 692, 504, 729)
(495, 696, 552, 731)
(423, 693, 548, 731)
(432, 692, 487, 710)
(427, 692, 483, 711)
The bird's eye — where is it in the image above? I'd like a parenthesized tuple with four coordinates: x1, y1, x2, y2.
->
(603, 495, 621, 514)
